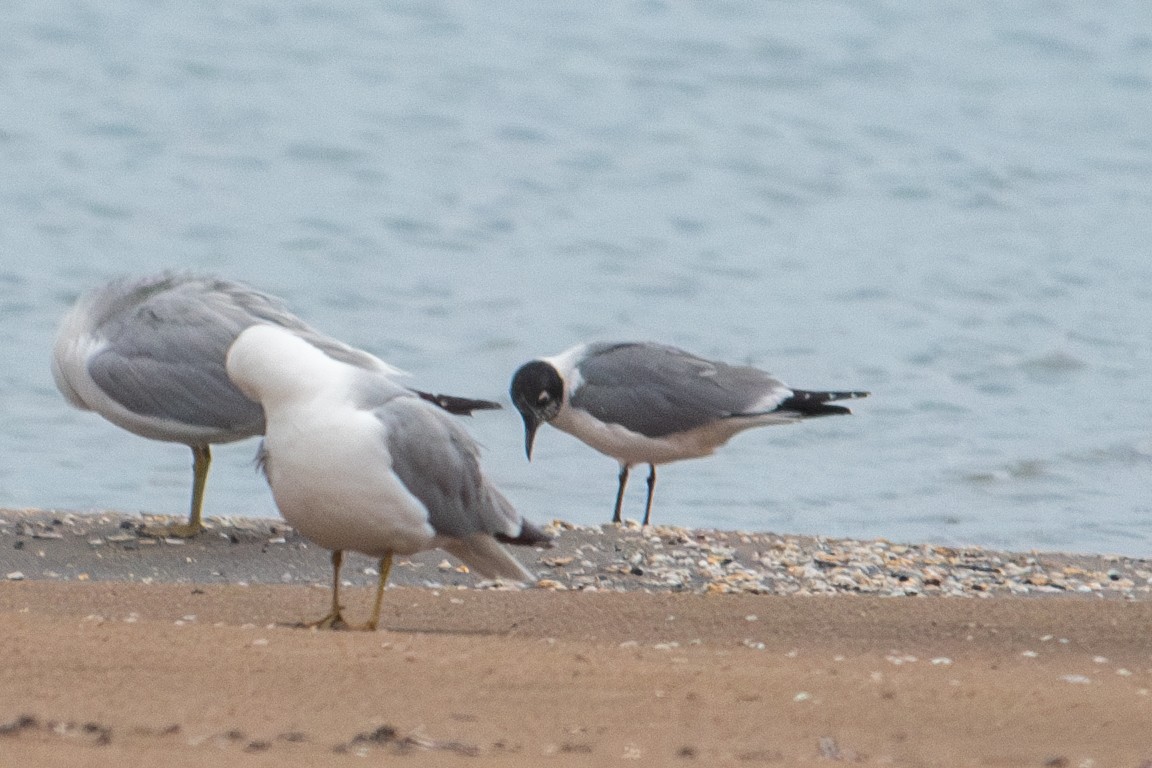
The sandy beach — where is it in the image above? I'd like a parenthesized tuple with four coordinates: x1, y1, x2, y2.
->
(2, 509, 1151, 766)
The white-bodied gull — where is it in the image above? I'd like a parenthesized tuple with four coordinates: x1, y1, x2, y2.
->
(510, 341, 868, 526)
(227, 323, 548, 630)
(51, 272, 500, 538)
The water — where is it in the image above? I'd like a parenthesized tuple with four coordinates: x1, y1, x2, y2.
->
(2, 0, 1151, 556)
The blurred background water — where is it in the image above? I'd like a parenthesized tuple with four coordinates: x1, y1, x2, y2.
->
(2, 0, 1151, 556)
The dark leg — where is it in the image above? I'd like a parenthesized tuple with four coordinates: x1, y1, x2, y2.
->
(642, 464, 657, 526)
(329, 549, 343, 622)
(611, 464, 631, 523)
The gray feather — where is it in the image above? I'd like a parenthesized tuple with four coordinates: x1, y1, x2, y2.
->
(378, 397, 525, 541)
(79, 272, 387, 432)
(570, 342, 788, 438)
(83, 274, 268, 432)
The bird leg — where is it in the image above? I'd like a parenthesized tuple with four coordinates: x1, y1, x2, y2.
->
(140, 445, 210, 538)
(360, 553, 394, 631)
(642, 465, 657, 527)
(298, 550, 349, 630)
(611, 464, 631, 523)
(184, 444, 211, 534)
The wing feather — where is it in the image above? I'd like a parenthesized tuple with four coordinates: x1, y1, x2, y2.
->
(77, 272, 397, 431)
(379, 398, 525, 541)
(569, 342, 789, 438)
(84, 275, 266, 431)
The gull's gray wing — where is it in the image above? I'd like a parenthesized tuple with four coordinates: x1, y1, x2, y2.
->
(376, 396, 526, 541)
(83, 274, 268, 432)
(81, 273, 388, 433)
(568, 342, 790, 438)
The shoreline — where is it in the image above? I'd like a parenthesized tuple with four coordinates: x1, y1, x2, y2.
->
(3, 507, 1149, 599)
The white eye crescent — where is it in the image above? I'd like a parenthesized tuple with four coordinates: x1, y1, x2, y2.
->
(537, 392, 551, 404)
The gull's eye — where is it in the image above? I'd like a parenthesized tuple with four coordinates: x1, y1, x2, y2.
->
(537, 391, 551, 404)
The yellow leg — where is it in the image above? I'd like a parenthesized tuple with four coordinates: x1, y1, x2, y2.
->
(299, 550, 348, 630)
(187, 444, 211, 531)
(362, 553, 394, 631)
(141, 445, 210, 538)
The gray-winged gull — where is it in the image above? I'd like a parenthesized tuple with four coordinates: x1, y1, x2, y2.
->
(509, 341, 868, 526)
(51, 272, 500, 538)
(227, 323, 549, 630)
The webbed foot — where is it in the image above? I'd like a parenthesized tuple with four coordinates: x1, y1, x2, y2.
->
(296, 611, 351, 631)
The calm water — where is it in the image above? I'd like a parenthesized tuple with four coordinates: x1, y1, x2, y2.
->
(2, 1, 1151, 556)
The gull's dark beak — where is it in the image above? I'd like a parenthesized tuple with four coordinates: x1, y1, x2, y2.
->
(521, 410, 540, 461)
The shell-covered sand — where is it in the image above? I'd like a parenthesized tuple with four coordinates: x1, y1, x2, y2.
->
(2, 509, 1151, 766)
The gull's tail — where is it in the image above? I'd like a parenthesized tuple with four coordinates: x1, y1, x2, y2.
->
(442, 533, 541, 583)
(444, 486, 552, 583)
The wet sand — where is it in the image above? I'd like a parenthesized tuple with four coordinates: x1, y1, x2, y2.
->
(1, 509, 1151, 766)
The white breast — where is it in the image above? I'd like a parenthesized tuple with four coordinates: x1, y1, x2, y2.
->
(263, 401, 436, 557)
(551, 403, 803, 467)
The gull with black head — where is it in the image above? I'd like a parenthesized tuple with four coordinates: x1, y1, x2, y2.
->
(52, 272, 500, 538)
(510, 341, 868, 526)
(227, 323, 549, 630)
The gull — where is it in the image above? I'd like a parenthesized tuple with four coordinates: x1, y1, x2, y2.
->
(226, 323, 548, 630)
(51, 272, 500, 538)
(510, 341, 868, 526)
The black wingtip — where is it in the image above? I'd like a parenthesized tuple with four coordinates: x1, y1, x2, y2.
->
(414, 390, 503, 416)
(777, 389, 870, 417)
(495, 519, 554, 548)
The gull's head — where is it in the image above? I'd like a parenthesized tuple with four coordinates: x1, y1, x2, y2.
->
(509, 360, 565, 460)
(226, 324, 335, 406)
